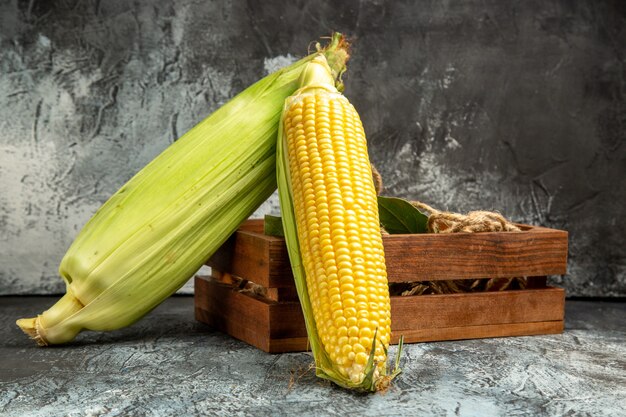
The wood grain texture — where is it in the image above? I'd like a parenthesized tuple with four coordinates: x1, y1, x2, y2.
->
(385, 226, 569, 281)
(207, 220, 292, 288)
(195, 276, 306, 353)
(195, 274, 272, 352)
(206, 220, 568, 283)
(391, 321, 564, 344)
(195, 275, 565, 353)
(391, 287, 565, 330)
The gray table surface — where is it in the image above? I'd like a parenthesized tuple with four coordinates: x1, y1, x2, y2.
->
(1, 296, 624, 417)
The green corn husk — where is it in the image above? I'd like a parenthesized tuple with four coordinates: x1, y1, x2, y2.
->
(16, 34, 349, 346)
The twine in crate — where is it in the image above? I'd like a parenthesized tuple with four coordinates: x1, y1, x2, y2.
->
(371, 165, 527, 296)
(411, 201, 521, 233)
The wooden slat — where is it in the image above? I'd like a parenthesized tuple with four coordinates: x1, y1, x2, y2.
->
(384, 228, 568, 281)
(207, 230, 292, 288)
(194, 275, 272, 352)
(250, 321, 565, 353)
(268, 301, 306, 338)
(206, 220, 568, 284)
(267, 337, 310, 353)
(195, 275, 565, 353)
(392, 321, 564, 344)
(195, 276, 307, 352)
(390, 287, 565, 331)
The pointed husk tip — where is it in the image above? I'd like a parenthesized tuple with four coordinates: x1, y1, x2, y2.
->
(318, 32, 350, 92)
(16, 317, 48, 346)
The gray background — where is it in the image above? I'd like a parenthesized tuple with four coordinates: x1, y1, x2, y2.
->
(0, 0, 624, 296)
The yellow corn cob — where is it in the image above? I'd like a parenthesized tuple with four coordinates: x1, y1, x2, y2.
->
(16, 35, 349, 346)
(277, 55, 401, 391)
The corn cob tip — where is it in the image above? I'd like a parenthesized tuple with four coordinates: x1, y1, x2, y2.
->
(296, 55, 336, 93)
(16, 317, 48, 346)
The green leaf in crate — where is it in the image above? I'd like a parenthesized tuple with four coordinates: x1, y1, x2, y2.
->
(263, 214, 284, 237)
(377, 196, 428, 234)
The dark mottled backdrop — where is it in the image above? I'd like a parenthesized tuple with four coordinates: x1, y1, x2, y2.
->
(0, 0, 624, 296)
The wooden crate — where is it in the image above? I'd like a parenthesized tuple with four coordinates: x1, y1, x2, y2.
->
(195, 219, 568, 353)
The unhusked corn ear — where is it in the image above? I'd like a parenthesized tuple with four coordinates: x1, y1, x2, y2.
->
(16, 34, 350, 346)
(277, 55, 401, 391)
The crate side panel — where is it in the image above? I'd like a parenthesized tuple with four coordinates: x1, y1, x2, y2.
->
(392, 320, 564, 344)
(267, 337, 311, 353)
(268, 302, 308, 338)
(267, 239, 295, 287)
(194, 276, 272, 352)
(257, 320, 564, 353)
(391, 287, 565, 331)
(213, 221, 568, 283)
(206, 231, 273, 287)
(384, 228, 568, 281)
